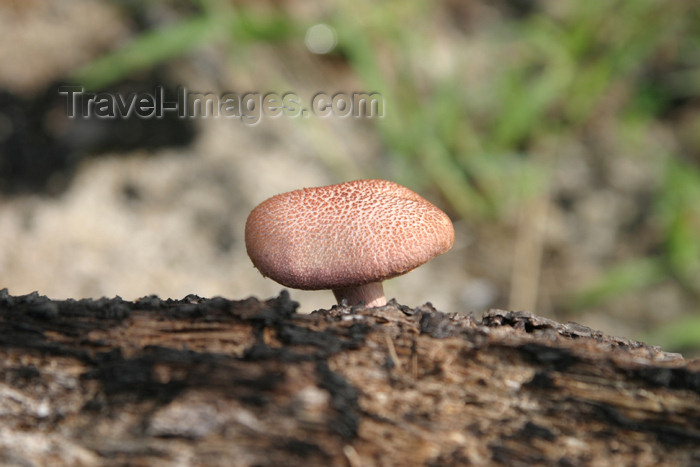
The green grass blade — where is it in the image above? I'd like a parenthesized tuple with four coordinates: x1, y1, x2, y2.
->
(568, 257, 667, 311)
(72, 14, 225, 90)
(643, 315, 700, 353)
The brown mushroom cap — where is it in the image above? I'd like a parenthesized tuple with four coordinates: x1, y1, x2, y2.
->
(244, 179, 455, 290)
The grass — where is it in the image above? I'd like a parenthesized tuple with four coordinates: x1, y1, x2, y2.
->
(71, 0, 700, 352)
(72, 2, 299, 90)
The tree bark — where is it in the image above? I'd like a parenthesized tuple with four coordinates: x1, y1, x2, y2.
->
(1, 288, 698, 466)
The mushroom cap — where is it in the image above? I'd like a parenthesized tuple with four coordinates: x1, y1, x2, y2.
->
(244, 179, 455, 290)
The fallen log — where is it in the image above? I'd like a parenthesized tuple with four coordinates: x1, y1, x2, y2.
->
(1, 289, 698, 466)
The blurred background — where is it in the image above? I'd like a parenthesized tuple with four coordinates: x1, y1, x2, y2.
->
(0, 0, 698, 355)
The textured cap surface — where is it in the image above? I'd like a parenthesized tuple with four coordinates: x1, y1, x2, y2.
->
(245, 179, 455, 290)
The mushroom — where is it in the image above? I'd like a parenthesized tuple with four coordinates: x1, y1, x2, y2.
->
(244, 179, 454, 307)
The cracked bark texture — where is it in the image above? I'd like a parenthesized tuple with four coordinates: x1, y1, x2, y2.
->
(1, 288, 699, 466)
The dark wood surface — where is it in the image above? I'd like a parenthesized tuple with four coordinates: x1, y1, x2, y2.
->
(1, 289, 699, 466)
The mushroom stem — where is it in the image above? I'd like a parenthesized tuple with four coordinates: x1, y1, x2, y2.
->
(333, 282, 387, 308)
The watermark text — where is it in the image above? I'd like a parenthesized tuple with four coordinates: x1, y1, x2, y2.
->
(58, 86, 384, 125)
